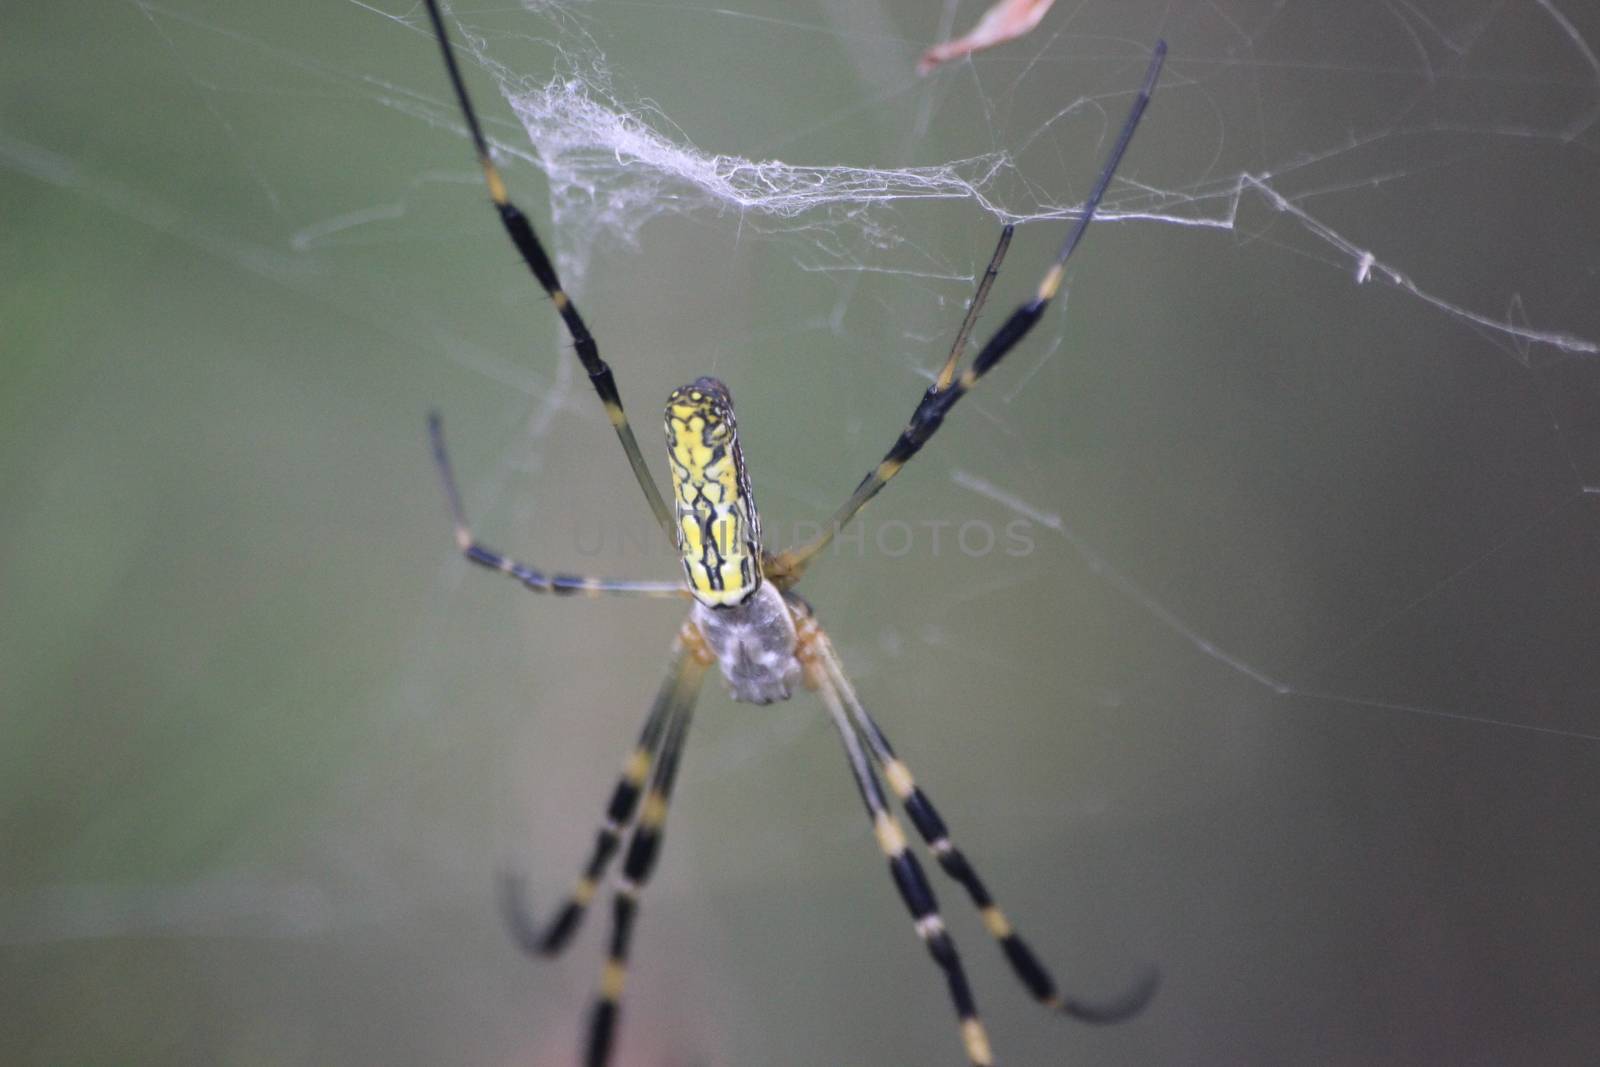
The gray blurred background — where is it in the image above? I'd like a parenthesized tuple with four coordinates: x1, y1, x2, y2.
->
(4, 1, 1599, 1064)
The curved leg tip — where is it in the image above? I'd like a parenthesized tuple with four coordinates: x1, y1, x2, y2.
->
(1057, 966, 1160, 1025)
(497, 869, 581, 958)
(496, 869, 543, 955)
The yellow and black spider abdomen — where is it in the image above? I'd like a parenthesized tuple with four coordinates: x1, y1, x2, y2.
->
(665, 377, 763, 606)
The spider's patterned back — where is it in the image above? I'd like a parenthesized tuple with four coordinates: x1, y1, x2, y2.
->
(664, 377, 762, 607)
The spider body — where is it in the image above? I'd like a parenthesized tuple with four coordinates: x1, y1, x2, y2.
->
(665, 375, 803, 703)
(421, 2, 1165, 1062)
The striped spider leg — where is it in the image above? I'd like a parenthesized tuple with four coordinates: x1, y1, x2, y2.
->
(497, 627, 710, 1067)
(768, 40, 1167, 587)
(801, 608, 997, 1066)
(805, 622, 1159, 1025)
(582, 633, 710, 1067)
(429, 412, 687, 600)
(422, 0, 675, 544)
(498, 638, 701, 959)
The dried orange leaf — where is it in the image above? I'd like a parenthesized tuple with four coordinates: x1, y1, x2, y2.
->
(918, 0, 1057, 75)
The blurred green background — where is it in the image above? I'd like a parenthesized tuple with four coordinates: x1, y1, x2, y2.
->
(4, 1, 1599, 1064)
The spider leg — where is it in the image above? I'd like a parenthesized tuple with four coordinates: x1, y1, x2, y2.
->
(813, 634, 1158, 1024)
(768, 41, 1166, 584)
(585, 648, 708, 1067)
(934, 224, 1014, 393)
(499, 634, 700, 957)
(421, 0, 676, 542)
(430, 412, 687, 599)
(814, 662, 996, 1066)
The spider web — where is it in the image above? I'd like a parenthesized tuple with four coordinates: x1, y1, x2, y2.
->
(3, 1, 1598, 1065)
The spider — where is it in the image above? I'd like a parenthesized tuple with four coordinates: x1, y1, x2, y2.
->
(420, 3, 1164, 1063)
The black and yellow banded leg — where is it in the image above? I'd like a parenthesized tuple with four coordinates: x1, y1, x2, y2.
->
(429, 411, 687, 599)
(586, 653, 706, 1067)
(421, 0, 676, 543)
(816, 671, 995, 1067)
(818, 645, 1158, 1024)
(767, 42, 1166, 585)
(500, 639, 698, 958)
